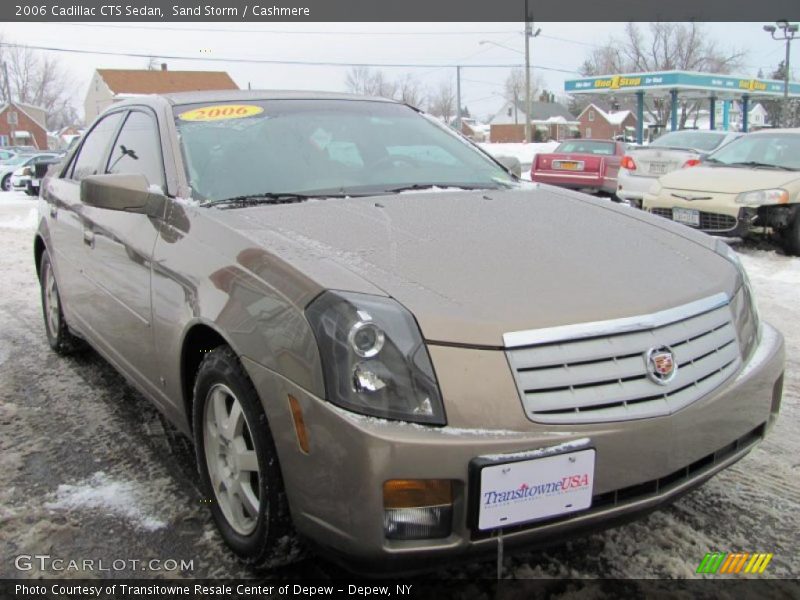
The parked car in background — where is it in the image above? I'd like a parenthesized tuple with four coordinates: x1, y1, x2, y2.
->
(10, 153, 60, 195)
(28, 155, 64, 196)
(0, 154, 36, 191)
(531, 139, 628, 197)
(617, 130, 742, 207)
(35, 91, 783, 571)
(644, 129, 800, 255)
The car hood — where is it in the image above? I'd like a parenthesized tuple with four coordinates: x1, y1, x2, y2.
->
(659, 166, 800, 194)
(217, 188, 736, 347)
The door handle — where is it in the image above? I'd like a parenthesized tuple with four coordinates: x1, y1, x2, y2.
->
(49, 205, 57, 218)
(83, 228, 95, 248)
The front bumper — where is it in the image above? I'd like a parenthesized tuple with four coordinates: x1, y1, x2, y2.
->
(243, 322, 784, 571)
(643, 192, 755, 236)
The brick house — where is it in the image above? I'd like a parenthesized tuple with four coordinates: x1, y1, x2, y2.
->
(577, 103, 638, 140)
(489, 99, 578, 142)
(0, 102, 48, 149)
(84, 64, 239, 122)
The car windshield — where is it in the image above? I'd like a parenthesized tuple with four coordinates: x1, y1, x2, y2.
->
(649, 130, 727, 152)
(706, 133, 800, 170)
(555, 140, 616, 155)
(173, 99, 516, 203)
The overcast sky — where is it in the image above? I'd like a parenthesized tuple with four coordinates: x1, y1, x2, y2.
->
(0, 21, 796, 122)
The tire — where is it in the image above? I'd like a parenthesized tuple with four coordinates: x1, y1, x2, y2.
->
(193, 346, 291, 567)
(39, 251, 82, 354)
(780, 209, 800, 256)
(1, 175, 10, 192)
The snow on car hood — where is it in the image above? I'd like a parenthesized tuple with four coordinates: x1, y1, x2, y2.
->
(659, 166, 800, 194)
(219, 188, 737, 347)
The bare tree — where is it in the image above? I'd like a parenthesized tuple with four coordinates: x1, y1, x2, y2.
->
(427, 81, 456, 123)
(395, 74, 425, 108)
(0, 39, 80, 129)
(503, 68, 545, 106)
(344, 66, 397, 99)
(578, 23, 746, 127)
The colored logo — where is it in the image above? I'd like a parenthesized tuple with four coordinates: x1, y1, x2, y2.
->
(645, 346, 677, 385)
(697, 552, 773, 574)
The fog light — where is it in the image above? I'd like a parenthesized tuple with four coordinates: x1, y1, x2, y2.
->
(383, 479, 453, 540)
(384, 506, 452, 540)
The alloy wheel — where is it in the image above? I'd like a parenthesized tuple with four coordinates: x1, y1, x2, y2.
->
(203, 383, 262, 535)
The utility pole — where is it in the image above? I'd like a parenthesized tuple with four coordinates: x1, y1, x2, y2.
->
(456, 65, 462, 132)
(764, 21, 798, 127)
(524, 20, 531, 142)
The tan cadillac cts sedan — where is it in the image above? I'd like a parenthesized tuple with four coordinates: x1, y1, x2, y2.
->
(35, 91, 784, 571)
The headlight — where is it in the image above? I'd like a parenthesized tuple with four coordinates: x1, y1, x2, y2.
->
(735, 188, 789, 206)
(715, 239, 761, 358)
(305, 291, 446, 425)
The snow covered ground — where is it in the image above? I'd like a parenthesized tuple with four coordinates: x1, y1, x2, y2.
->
(0, 190, 797, 580)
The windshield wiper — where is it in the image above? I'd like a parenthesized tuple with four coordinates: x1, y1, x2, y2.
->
(202, 192, 347, 209)
(724, 161, 795, 171)
(383, 183, 496, 194)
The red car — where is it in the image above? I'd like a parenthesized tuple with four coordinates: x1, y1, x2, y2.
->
(531, 139, 627, 196)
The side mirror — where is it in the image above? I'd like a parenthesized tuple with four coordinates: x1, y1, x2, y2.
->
(495, 155, 522, 178)
(81, 174, 163, 214)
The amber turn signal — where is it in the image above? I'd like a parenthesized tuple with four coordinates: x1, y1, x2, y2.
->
(383, 479, 453, 509)
(288, 395, 310, 454)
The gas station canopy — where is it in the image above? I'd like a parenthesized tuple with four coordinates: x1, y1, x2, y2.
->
(564, 70, 800, 142)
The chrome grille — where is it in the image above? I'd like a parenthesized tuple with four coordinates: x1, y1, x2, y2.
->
(505, 294, 741, 424)
(649, 208, 737, 232)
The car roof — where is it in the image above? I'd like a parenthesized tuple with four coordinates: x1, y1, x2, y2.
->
(746, 127, 800, 135)
(115, 89, 399, 108)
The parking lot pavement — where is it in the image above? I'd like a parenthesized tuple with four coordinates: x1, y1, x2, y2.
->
(1, 191, 797, 579)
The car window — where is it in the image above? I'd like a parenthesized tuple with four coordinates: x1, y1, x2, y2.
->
(70, 112, 125, 181)
(650, 131, 726, 152)
(709, 133, 800, 170)
(106, 110, 165, 187)
(555, 140, 616, 155)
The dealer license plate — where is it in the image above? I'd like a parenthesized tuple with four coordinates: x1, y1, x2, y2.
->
(477, 449, 595, 530)
(553, 160, 584, 171)
(648, 161, 669, 175)
(673, 207, 700, 227)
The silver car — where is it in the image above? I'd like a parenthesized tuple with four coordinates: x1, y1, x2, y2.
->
(617, 130, 742, 207)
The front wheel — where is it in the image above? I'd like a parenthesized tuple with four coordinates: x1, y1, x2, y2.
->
(193, 346, 292, 567)
(1, 175, 10, 191)
(780, 209, 800, 256)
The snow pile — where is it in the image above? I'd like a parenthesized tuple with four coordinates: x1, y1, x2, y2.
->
(0, 207, 36, 230)
(44, 471, 167, 531)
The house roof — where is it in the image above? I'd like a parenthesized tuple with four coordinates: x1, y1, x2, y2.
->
(579, 103, 634, 125)
(96, 69, 238, 95)
(518, 100, 575, 121)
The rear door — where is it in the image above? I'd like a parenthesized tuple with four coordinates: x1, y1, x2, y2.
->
(79, 108, 167, 392)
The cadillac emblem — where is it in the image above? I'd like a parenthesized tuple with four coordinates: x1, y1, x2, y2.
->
(645, 346, 677, 385)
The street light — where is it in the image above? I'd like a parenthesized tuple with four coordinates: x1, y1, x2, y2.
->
(764, 21, 798, 127)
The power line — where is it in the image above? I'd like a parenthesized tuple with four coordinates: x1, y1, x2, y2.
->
(0, 41, 522, 68)
(0, 41, 582, 72)
(57, 22, 521, 36)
